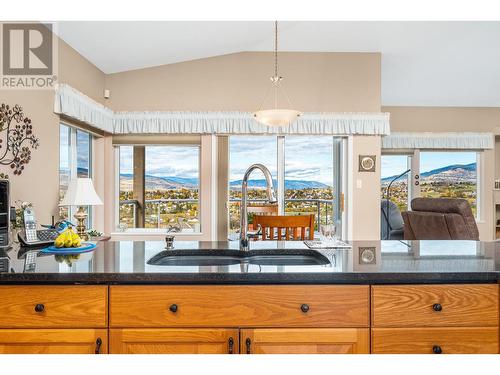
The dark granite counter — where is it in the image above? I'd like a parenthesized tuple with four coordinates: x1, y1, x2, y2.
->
(1, 240, 500, 284)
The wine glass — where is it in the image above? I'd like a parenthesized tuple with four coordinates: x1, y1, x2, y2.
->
(320, 223, 337, 245)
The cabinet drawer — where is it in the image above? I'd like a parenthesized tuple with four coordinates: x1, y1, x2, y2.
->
(0, 329, 107, 354)
(371, 284, 499, 327)
(110, 285, 369, 328)
(0, 286, 107, 328)
(371, 327, 499, 354)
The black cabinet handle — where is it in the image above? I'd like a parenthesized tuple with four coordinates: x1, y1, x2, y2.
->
(228, 337, 234, 354)
(300, 304, 310, 313)
(432, 345, 442, 354)
(169, 304, 178, 313)
(95, 338, 102, 354)
(246, 338, 252, 354)
(34, 304, 45, 313)
(432, 303, 443, 312)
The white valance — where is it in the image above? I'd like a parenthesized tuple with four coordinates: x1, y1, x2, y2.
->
(54, 84, 390, 136)
(382, 132, 494, 150)
(113, 111, 390, 135)
(53, 84, 114, 132)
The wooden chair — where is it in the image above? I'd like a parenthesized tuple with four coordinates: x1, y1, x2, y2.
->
(253, 214, 315, 240)
(245, 204, 278, 231)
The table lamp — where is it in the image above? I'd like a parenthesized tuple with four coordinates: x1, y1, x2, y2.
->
(60, 178, 103, 241)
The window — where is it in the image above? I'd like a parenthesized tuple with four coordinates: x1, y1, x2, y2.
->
(229, 136, 342, 235)
(58, 124, 93, 223)
(229, 136, 277, 233)
(381, 154, 412, 212)
(380, 150, 479, 221)
(284, 136, 335, 227)
(118, 145, 200, 232)
(420, 151, 478, 216)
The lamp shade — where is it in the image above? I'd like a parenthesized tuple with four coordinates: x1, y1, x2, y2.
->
(60, 178, 103, 206)
(253, 109, 301, 127)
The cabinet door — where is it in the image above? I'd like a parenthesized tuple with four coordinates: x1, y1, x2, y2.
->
(240, 328, 369, 354)
(110, 328, 239, 354)
(0, 329, 107, 354)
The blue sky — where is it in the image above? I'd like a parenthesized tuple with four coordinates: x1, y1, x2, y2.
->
(117, 140, 477, 183)
(229, 136, 334, 185)
(120, 145, 200, 178)
(381, 152, 477, 178)
(119, 136, 335, 185)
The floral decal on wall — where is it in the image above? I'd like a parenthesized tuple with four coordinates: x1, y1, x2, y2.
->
(0, 103, 39, 175)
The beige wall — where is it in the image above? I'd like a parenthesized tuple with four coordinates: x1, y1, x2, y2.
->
(347, 136, 382, 240)
(0, 29, 106, 227)
(105, 52, 381, 112)
(383, 106, 499, 240)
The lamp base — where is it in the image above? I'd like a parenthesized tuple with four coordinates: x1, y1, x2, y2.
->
(74, 206, 89, 241)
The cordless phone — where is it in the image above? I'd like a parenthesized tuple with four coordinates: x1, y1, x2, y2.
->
(18, 207, 59, 247)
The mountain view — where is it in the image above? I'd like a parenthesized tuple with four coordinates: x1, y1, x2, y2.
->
(119, 174, 329, 191)
(382, 163, 476, 184)
(381, 162, 477, 214)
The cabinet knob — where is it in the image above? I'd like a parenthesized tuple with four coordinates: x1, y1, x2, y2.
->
(432, 303, 443, 312)
(34, 304, 45, 313)
(433, 345, 442, 354)
(169, 304, 178, 313)
(300, 304, 310, 313)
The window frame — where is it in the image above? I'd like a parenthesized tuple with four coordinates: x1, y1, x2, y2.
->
(381, 148, 481, 220)
(59, 123, 94, 226)
(227, 135, 346, 237)
(114, 143, 202, 233)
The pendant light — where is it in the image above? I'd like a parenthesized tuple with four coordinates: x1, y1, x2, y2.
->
(253, 21, 301, 127)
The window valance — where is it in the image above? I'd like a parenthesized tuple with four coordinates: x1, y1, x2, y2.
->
(382, 132, 494, 150)
(54, 84, 390, 136)
(53, 84, 114, 133)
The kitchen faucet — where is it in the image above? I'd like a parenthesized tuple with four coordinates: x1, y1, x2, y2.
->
(239, 164, 277, 250)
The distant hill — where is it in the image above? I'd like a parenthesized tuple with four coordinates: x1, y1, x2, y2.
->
(382, 163, 476, 185)
(119, 174, 330, 191)
(120, 174, 198, 191)
(230, 179, 330, 190)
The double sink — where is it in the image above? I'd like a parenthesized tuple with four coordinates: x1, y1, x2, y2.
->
(147, 249, 330, 267)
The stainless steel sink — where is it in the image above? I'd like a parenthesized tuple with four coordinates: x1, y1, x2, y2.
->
(147, 249, 330, 267)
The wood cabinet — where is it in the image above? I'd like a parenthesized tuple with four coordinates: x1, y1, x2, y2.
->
(371, 284, 499, 327)
(0, 283, 497, 354)
(372, 327, 499, 354)
(0, 285, 108, 328)
(371, 284, 500, 354)
(110, 285, 369, 328)
(0, 329, 107, 354)
(110, 329, 238, 354)
(240, 328, 370, 354)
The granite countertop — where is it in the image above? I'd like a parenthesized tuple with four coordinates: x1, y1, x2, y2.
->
(1, 239, 500, 285)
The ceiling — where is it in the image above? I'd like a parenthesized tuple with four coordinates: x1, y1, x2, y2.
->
(55, 21, 500, 107)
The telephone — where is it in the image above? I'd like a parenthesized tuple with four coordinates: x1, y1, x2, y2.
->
(18, 207, 59, 247)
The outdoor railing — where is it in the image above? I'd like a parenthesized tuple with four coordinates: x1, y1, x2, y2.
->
(119, 198, 334, 230)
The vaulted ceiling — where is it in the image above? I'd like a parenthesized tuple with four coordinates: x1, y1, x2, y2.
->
(55, 21, 500, 107)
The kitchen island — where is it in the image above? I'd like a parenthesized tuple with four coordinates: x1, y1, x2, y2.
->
(0, 240, 499, 354)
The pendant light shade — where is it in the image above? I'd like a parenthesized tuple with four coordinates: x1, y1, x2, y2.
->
(254, 109, 301, 127)
(253, 21, 301, 127)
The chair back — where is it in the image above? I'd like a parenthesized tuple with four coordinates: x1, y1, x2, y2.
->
(402, 198, 479, 240)
(253, 214, 315, 240)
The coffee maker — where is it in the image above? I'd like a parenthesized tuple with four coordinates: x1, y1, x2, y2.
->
(0, 179, 10, 248)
